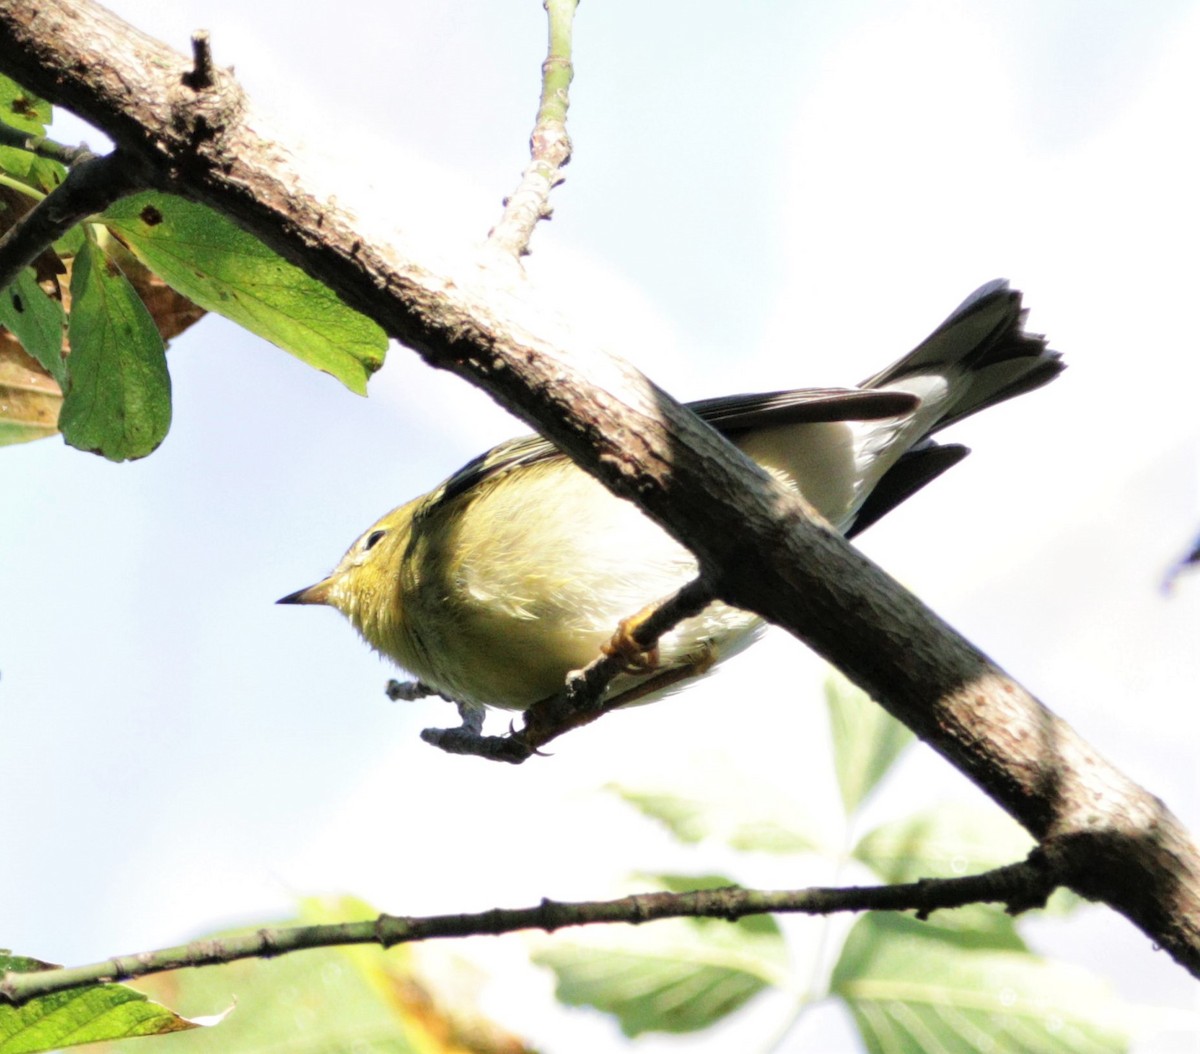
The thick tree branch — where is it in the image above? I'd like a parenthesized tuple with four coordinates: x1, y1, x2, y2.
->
(0, 1, 1196, 973)
(0, 856, 1056, 1006)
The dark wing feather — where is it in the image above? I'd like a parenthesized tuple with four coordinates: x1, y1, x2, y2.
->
(846, 442, 969, 538)
(425, 388, 921, 513)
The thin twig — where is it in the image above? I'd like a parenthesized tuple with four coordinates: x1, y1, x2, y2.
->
(0, 853, 1056, 1007)
(486, 0, 577, 257)
(519, 576, 716, 747)
(0, 149, 148, 290)
(0, 119, 96, 167)
(181, 30, 214, 91)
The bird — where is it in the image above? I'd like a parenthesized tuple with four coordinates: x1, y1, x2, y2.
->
(279, 279, 1061, 722)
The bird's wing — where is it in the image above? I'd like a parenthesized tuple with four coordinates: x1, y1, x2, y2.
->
(423, 387, 921, 514)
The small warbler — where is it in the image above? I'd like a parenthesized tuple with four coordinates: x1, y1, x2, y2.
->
(280, 280, 1061, 714)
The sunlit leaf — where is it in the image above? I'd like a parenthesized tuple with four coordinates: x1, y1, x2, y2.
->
(831, 913, 1129, 1054)
(61, 238, 170, 460)
(854, 802, 1035, 885)
(0, 952, 210, 1054)
(826, 673, 914, 815)
(609, 759, 829, 854)
(103, 193, 386, 394)
(534, 875, 788, 1037)
(0, 74, 51, 136)
(0, 146, 35, 182)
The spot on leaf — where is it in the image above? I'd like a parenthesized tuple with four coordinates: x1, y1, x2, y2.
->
(139, 205, 164, 226)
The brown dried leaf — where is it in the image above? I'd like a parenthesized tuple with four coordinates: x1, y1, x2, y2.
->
(0, 333, 62, 445)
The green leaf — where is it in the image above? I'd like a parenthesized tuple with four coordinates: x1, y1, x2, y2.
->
(24, 157, 65, 196)
(0, 269, 65, 385)
(826, 672, 914, 815)
(62, 238, 171, 461)
(0, 74, 52, 136)
(831, 913, 1130, 1054)
(854, 802, 1035, 885)
(534, 895, 789, 1037)
(102, 192, 386, 394)
(609, 760, 829, 854)
(0, 952, 209, 1054)
(853, 803, 1042, 939)
(0, 146, 34, 181)
(53, 224, 85, 257)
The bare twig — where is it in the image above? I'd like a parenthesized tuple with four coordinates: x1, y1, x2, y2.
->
(487, 0, 577, 257)
(181, 31, 214, 91)
(0, 120, 96, 167)
(0, 149, 148, 290)
(0, 853, 1057, 1006)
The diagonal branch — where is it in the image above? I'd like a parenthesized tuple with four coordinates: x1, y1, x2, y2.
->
(0, 0, 1196, 974)
(0, 854, 1057, 1006)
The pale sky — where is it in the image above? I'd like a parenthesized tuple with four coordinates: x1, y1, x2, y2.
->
(2, 3, 1197, 1051)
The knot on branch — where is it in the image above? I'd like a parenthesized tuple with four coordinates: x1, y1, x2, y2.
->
(166, 31, 245, 161)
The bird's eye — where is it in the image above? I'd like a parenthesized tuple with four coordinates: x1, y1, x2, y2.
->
(364, 529, 386, 551)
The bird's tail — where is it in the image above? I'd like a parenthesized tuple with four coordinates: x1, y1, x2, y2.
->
(847, 280, 1063, 537)
(861, 278, 1063, 434)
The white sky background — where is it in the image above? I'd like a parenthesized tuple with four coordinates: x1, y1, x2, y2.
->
(2, 1, 1198, 1051)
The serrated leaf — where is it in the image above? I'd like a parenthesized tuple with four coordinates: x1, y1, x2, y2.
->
(534, 901, 789, 1038)
(0, 338, 61, 446)
(0, 74, 51, 136)
(826, 672, 915, 815)
(0, 268, 66, 384)
(609, 760, 828, 854)
(0, 952, 210, 1054)
(102, 192, 386, 394)
(854, 802, 1036, 885)
(831, 913, 1129, 1054)
(61, 238, 170, 461)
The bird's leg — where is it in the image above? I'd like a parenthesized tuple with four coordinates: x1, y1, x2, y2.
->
(597, 641, 717, 711)
(393, 681, 533, 762)
(385, 678, 444, 702)
(518, 639, 718, 750)
(601, 604, 664, 672)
